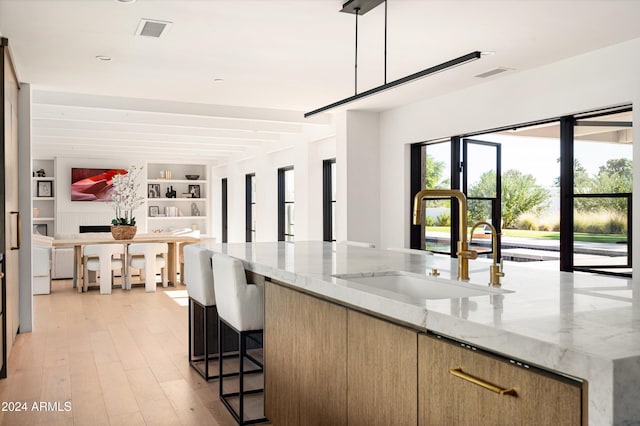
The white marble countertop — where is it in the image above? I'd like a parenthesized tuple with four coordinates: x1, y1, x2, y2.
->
(195, 240, 640, 425)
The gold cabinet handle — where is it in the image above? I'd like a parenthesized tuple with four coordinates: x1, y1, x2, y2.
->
(449, 367, 517, 397)
(0, 271, 4, 279)
(10, 211, 21, 250)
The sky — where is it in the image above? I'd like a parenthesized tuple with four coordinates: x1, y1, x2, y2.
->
(427, 133, 633, 189)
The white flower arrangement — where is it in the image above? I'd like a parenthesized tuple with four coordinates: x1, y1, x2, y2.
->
(109, 166, 145, 226)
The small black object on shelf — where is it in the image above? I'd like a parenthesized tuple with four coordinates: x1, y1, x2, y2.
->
(166, 185, 177, 198)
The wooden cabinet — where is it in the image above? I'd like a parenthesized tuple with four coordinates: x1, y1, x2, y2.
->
(264, 281, 347, 426)
(347, 310, 417, 426)
(418, 333, 584, 426)
(264, 280, 585, 425)
(2, 37, 21, 377)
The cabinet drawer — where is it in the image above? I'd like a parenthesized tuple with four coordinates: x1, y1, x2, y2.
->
(418, 333, 584, 426)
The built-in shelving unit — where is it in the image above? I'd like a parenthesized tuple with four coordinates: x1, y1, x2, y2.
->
(146, 163, 208, 235)
(32, 159, 56, 236)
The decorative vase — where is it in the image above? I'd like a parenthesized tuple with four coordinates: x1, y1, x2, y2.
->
(111, 225, 137, 240)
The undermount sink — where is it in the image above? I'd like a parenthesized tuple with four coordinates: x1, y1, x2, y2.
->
(333, 271, 512, 301)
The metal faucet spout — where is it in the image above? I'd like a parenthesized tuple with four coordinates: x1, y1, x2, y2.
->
(469, 221, 505, 286)
(412, 189, 477, 281)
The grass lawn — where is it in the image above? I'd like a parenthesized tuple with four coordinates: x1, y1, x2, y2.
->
(426, 227, 626, 244)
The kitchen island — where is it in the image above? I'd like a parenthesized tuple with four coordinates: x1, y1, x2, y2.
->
(194, 241, 640, 425)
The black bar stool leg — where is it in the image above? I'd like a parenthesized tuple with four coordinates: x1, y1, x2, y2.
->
(239, 330, 245, 423)
(219, 313, 224, 396)
(203, 302, 209, 379)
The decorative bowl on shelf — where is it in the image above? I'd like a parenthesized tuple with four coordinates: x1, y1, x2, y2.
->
(185, 174, 200, 180)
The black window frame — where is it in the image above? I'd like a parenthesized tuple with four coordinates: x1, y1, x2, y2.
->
(567, 108, 633, 277)
(278, 166, 294, 242)
(221, 177, 228, 243)
(410, 105, 632, 278)
(245, 173, 255, 242)
(323, 158, 336, 242)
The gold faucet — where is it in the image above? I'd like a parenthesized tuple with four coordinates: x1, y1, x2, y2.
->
(412, 189, 478, 281)
(469, 221, 505, 286)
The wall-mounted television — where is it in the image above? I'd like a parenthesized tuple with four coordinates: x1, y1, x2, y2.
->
(71, 168, 127, 201)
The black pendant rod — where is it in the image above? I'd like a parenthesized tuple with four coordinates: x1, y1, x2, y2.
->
(309, 0, 482, 118)
(384, 0, 387, 84)
(354, 7, 360, 95)
(305, 51, 482, 117)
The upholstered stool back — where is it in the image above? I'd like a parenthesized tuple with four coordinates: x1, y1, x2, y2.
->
(184, 245, 215, 306)
(212, 253, 264, 332)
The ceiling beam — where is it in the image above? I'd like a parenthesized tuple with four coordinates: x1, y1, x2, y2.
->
(33, 90, 332, 125)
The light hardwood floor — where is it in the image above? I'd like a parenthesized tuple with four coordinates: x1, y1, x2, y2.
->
(0, 279, 256, 426)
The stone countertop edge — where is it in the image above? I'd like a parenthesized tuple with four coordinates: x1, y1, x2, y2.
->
(197, 241, 640, 425)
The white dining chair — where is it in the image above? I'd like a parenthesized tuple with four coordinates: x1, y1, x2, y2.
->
(83, 244, 125, 294)
(127, 242, 168, 292)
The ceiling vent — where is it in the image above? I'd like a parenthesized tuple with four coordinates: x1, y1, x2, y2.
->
(135, 18, 172, 38)
(474, 67, 511, 78)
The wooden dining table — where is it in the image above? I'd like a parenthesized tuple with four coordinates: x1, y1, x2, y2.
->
(53, 233, 200, 292)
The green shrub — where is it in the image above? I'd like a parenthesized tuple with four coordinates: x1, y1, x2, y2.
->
(574, 210, 627, 234)
(424, 216, 435, 227)
(517, 216, 537, 231)
(538, 223, 554, 232)
(605, 214, 626, 234)
(436, 212, 450, 227)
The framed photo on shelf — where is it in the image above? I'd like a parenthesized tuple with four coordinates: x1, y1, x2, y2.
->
(37, 180, 53, 197)
(148, 206, 160, 217)
(188, 184, 201, 198)
(33, 223, 47, 235)
(148, 183, 161, 198)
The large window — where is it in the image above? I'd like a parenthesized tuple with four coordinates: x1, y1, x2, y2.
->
(570, 109, 633, 276)
(278, 166, 294, 242)
(410, 105, 632, 278)
(245, 173, 256, 242)
(323, 159, 336, 242)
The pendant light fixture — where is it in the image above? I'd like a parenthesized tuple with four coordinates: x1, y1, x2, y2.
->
(304, 0, 482, 117)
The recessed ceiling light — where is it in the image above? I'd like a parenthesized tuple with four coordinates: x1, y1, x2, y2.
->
(213, 78, 224, 83)
(115, 0, 136, 3)
(95, 55, 112, 61)
(481, 51, 496, 56)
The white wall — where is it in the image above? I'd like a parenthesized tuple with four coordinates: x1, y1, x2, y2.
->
(18, 83, 32, 331)
(336, 111, 380, 247)
(210, 136, 336, 243)
(376, 38, 640, 273)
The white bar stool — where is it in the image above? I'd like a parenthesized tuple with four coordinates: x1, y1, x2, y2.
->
(185, 245, 233, 380)
(82, 244, 125, 294)
(127, 243, 168, 292)
(212, 253, 267, 425)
